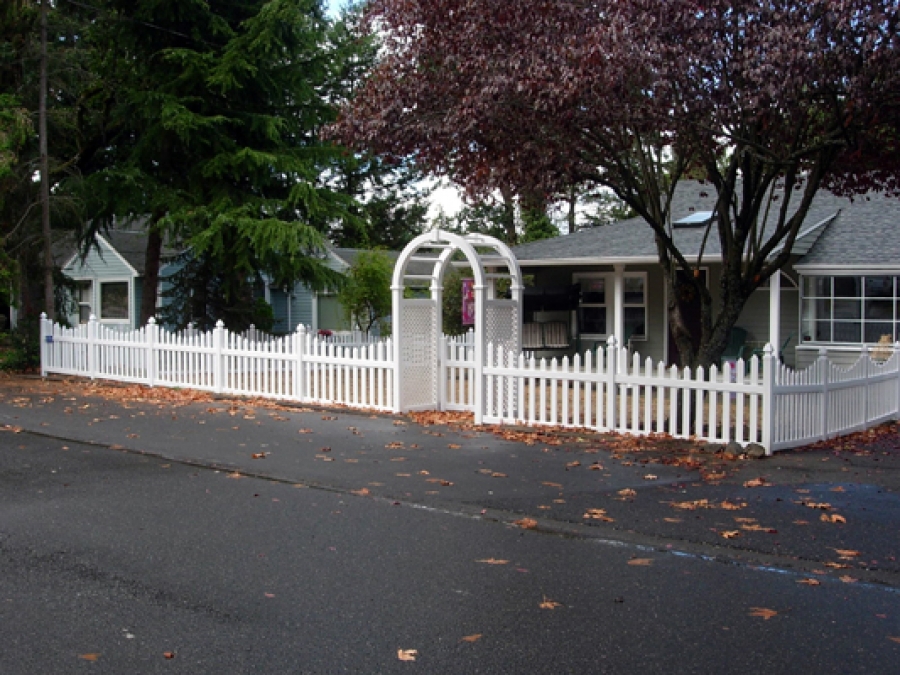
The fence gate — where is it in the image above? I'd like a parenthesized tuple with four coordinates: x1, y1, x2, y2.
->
(392, 229, 523, 423)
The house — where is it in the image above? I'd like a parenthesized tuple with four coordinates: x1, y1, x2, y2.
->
(265, 247, 398, 335)
(59, 219, 173, 330)
(511, 182, 900, 369)
(60, 224, 390, 335)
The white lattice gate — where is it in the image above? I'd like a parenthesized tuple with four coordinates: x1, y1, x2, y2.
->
(392, 229, 523, 423)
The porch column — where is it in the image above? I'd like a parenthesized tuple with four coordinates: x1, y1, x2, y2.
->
(613, 264, 625, 346)
(769, 270, 782, 359)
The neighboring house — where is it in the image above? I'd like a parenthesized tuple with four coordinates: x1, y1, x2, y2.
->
(511, 182, 900, 369)
(59, 219, 176, 330)
(60, 226, 392, 335)
(263, 247, 399, 335)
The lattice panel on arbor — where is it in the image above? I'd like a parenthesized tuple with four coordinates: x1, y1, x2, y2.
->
(485, 300, 520, 418)
(398, 301, 438, 410)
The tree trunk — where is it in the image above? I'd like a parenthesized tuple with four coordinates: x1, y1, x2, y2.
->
(139, 223, 163, 325)
(39, 0, 53, 320)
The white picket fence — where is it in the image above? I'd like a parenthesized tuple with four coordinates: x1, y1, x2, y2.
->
(39, 315, 900, 453)
(40, 316, 395, 411)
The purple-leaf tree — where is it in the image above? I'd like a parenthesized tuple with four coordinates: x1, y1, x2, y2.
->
(333, 0, 900, 367)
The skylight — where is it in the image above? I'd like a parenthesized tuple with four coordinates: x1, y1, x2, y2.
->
(673, 211, 715, 228)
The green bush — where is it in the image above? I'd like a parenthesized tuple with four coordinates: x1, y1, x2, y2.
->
(0, 317, 40, 371)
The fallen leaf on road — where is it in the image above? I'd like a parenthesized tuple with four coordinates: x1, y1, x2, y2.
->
(542, 482, 563, 488)
(251, 452, 267, 459)
(351, 488, 370, 496)
(797, 578, 821, 586)
(460, 634, 482, 643)
(226, 472, 242, 479)
(583, 508, 614, 522)
(628, 558, 653, 566)
(539, 596, 562, 610)
(79, 654, 101, 661)
(833, 549, 860, 559)
(720, 530, 741, 539)
(397, 649, 417, 661)
(821, 513, 847, 524)
(491, 472, 507, 478)
(801, 501, 832, 510)
(298, 428, 313, 434)
(589, 463, 604, 471)
(618, 488, 637, 498)
(839, 575, 858, 584)
(476, 558, 509, 565)
(386, 442, 404, 449)
(889, 637, 900, 644)
(749, 607, 778, 620)
(831, 486, 846, 492)
(448, 443, 461, 449)
(663, 517, 682, 523)
(825, 561, 851, 569)
(743, 477, 768, 488)
(514, 518, 538, 530)
(644, 474, 658, 480)
(566, 461, 581, 468)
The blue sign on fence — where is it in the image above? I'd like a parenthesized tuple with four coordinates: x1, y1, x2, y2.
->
(44, 335, 53, 344)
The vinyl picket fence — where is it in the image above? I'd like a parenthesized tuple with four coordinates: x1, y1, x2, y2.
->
(40, 315, 900, 454)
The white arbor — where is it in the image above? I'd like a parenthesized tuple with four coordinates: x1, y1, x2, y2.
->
(391, 229, 523, 422)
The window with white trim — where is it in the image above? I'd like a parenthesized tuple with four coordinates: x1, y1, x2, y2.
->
(76, 281, 92, 323)
(577, 277, 607, 335)
(623, 274, 647, 339)
(100, 281, 129, 321)
(801, 275, 898, 343)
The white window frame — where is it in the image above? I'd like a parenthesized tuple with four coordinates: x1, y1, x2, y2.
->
(73, 279, 93, 324)
(622, 272, 648, 341)
(574, 273, 609, 337)
(800, 273, 899, 345)
(98, 278, 132, 324)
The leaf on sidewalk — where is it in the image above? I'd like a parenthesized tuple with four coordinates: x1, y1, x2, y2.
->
(514, 518, 538, 530)
(743, 477, 768, 488)
(460, 634, 482, 643)
(720, 530, 741, 539)
(397, 649, 417, 661)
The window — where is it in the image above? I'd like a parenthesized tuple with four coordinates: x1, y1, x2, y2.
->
(76, 281, 92, 323)
(801, 275, 898, 343)
(577, 277, 606, 334)
(623, 274, 646, 339)
(575, 273, 647, 338)
(100, 282, 129, 320)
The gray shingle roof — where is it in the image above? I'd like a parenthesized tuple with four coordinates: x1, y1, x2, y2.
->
(512, 181, 900, 269)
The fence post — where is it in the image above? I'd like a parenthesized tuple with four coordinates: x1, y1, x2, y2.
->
(862, 344, 870, 426)
(39, 312, 49, 377)
(606, 335, 617, 431)
(213, 320, 225, 394)
(817, 347, 829, 442)
(88, 314, 98, 380)
(146, 317, 157, 387)
(895, 342, 900, 421)
(761, 343, 775, 455)
(294, 324, 307, 402)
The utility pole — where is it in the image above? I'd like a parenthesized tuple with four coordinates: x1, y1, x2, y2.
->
(39, 0, 54, 320)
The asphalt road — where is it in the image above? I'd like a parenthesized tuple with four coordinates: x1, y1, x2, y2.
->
(1, 375, 899, 673)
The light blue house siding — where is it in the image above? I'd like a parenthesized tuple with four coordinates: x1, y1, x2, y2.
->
(61, 234, 141, 329)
